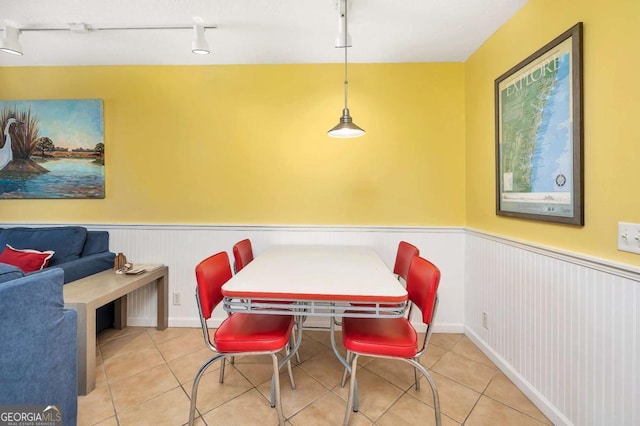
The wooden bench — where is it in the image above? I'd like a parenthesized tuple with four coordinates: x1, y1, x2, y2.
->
(63, 266, 168, 395)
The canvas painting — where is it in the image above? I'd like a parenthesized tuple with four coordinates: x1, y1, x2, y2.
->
(0, 99, 105, 199)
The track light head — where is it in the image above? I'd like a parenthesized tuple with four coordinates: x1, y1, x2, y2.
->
(0, 25, 23, 56)
(191, 23, 210, 55)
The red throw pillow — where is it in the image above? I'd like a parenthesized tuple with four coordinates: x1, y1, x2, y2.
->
(0, 244, 55, 273)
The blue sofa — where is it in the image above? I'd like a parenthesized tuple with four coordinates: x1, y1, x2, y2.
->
(0, 226, 116, 332)
(0, 268, 77, 426)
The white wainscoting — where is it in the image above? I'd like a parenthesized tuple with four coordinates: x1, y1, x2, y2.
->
(465, 230, 640, 426)
(95, 224, 466, 332)
(7, 222, 639, 425)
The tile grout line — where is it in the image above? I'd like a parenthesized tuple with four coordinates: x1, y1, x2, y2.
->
(89, 329, 550, 426)
(146, 328, 202, 426)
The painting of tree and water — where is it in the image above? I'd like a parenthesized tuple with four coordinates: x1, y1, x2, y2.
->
(0, 99, 104, 199)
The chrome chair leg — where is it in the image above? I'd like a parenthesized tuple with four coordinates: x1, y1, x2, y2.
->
(290, 331, 301, 364)
(341, 350, 351, 387)
(413, 357, 421, 390)
(273, 334, 298, 407)
(343, 353, 359, 426)
(271, 353, 285, 426)
(189, 354, 224, 426)
(217, 354, 235, 385)
(409, 359, 441, 426)
(285, 344, 296, 390)
(219, 357, 226, 383)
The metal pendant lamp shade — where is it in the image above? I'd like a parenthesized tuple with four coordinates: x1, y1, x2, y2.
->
(328, 0, 365, 138)
(0, 25, 23, 56)
(328, 108, 365, 138)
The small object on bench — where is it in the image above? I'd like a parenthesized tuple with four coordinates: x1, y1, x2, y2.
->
(113, 252, 127, 271)
(116, 262, 162, 275)
(115, 261, 133, 275)
(131, 263, 164, 273)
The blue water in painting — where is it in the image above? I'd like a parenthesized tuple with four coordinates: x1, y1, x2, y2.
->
(0, 159, 104, 198)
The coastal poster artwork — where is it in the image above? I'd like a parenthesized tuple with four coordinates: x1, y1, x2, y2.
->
(497, 37, 574, 218)
(0, 99, 104, 199)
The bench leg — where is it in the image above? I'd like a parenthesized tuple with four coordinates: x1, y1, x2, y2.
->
(157, 273, 168, 330)
(114, 295, 128, 330)
(75, 304, 96, 395)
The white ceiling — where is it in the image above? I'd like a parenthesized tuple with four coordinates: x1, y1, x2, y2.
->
(0, 0, 527, 67)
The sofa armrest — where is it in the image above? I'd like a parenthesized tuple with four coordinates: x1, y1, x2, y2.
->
(55, 252, 116, 284)
(0, 262, 24, 283)
(0, 268, 78, 426)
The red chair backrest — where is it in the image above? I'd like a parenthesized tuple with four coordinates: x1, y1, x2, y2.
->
(195, 252, 233, 320)
(393, 241, 420, 281)
(406, 256, 441, 325)
(232, 239, 254, 272)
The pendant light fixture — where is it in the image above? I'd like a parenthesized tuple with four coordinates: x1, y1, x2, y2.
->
(327, 0, 365, 138)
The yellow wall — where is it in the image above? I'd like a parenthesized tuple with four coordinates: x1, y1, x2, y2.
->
(465, 0, 640, 264)
(4, 0, 637, 264)
(0, 63, 465, 225)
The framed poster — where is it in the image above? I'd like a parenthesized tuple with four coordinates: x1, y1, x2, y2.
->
(0, 99, 104, 199)
(495, 23, 583, 225)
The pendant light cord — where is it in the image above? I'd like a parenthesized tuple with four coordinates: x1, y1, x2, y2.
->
(327, 0, 365, 137)
(343, 1, 349, 111)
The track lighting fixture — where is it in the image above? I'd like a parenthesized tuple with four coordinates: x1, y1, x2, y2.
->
(0, 21, 215, 56)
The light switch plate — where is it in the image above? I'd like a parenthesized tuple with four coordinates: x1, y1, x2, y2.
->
(618, 222, 640, 254)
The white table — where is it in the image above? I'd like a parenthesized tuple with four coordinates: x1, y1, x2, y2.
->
(222, 245, 408, 411)
(222, 245, 408, 317)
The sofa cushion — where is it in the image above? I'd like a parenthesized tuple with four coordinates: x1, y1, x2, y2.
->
(0, 244, 55, 272)
(81, 231, 110, 257)
(0, 263, 24, 283)
(0, 227, 87, 267)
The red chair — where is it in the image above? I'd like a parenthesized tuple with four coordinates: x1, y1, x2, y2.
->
(393, 241, 420, 283)
(341, 255, 442, 426)
(232, 238, 301, 364)
(232, 238, 254, 273)
(345, 241, 419, 313)
(188, 252, 296, 426)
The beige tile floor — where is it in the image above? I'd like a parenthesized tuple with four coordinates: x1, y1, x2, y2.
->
(78, 327, 551, 426)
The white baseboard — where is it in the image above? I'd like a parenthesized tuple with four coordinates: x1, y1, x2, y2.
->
(465, 326, 573, 426)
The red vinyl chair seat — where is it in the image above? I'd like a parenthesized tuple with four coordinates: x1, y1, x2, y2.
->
(342, 316, 418, 359)
(214, 313, 294, 353)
